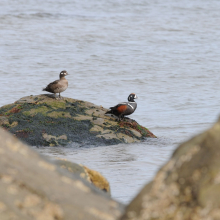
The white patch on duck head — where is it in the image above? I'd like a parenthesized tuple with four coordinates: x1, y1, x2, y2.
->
(128, 93, 137, 101)
(60, 70, 69, 77)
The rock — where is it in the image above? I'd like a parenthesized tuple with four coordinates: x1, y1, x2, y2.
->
(83, 165, 111, 194)
(0, 127, 124, 220)
(0, 116, 9, 126)
(0, 94, 156, 146)
(54, 159, 111, 194)
(120, 117, 220, 220)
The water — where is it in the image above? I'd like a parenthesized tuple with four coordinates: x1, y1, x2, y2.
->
(1, 0, 220, 204)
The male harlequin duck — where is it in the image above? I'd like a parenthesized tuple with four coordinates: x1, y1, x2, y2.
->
(42, 70, 69, 99)
(105, 93, 138, 121)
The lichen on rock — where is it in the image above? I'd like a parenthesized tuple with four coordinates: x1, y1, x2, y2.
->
(0, 94, 156, 146)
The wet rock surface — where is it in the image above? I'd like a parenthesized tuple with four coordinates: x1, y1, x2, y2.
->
(120, 117, 220, 220)
(0, 94, 156, 146)
(0, 127, 124, 220)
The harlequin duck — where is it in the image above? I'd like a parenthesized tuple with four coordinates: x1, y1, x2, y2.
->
(42, 70, 69, 99)
(105, 93, 138, 121)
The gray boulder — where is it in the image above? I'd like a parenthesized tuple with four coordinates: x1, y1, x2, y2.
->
(121, 117, 220, 220)
(0, 127, 124, 220)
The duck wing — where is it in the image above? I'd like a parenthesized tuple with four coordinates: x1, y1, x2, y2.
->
(43, 79, 60, 92)
(106, 102, 128, 115)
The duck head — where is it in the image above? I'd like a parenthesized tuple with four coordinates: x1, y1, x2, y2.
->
(128, 93, 138, 102)
(59, 70, 69, 78)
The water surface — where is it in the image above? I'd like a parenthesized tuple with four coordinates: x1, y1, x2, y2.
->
(1, 0, 220, 203)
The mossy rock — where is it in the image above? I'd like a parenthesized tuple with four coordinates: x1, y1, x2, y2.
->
(0, 94, 156, 146)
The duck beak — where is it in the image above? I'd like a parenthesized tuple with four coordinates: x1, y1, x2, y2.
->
(135, 95, 138, 99)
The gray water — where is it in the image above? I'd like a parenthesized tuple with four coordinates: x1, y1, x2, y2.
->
(1, 0, 220, 204)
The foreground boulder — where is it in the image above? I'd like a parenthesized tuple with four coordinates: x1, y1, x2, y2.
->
(0, 127, 123, 220)
(0, 95, 156, 146)
(121, 117, 220, 220)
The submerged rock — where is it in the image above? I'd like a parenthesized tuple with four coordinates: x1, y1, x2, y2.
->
(0, 94, 156, 146)
(54, 159, 111, 194)
(0, 127, 124, 220)
(120, 117, 220, 220)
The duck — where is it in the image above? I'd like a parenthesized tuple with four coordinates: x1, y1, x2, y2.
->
(42, 70, 69, 99)
(105, 93, 138, 121)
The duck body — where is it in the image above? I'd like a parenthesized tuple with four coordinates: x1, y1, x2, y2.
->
(43, 70, 69, 99)
(106, 93, 137, 121)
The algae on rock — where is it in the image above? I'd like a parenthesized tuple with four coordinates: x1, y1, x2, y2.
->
(0, 94, 156, 146)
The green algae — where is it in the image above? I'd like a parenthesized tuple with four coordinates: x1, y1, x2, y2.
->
(103, 123, 142, 140)
(0, 104, 16, 116)
(47, 101, 66, 109)
(1, 124, 10, 129)
(23, 106, 50, 116)
(47, 111, 71, 118)
(22, 128, 34, 133)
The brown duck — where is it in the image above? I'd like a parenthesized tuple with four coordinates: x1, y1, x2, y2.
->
(43, 70, 69, 99)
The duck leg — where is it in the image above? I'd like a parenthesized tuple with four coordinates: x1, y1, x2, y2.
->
(59, 93, 63, 100)
(118, 114, 123, 122)
(54, 93, 59, 100)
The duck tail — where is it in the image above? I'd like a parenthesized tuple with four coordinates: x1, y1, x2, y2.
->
(105, 109, 113, 114)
